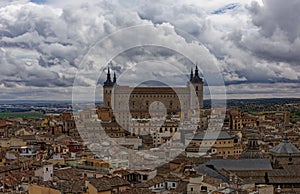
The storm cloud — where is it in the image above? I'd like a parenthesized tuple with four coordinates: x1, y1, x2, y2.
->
(0, 0, 299, 100)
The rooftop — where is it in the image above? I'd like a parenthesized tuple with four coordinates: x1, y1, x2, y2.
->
(203, 159, 272, 171)
(192, 131, 233, 140)
(195, 164, 228, 182)
(88, 176, 130, 192)
(269, 135, 300, 154)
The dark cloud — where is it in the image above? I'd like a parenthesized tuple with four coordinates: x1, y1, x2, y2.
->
(236, 0, 300, 63)
(0, 0, 299, 100)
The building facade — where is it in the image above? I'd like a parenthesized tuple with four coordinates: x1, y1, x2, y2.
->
(101, 66, 203, 125)
(185, 131, 241, 158)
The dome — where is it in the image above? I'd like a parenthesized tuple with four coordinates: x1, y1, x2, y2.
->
(270, 135, 300, 154)
(240, 136, 264, 159)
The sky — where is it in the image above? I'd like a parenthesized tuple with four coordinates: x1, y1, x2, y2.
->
(0, 0, 300, 100)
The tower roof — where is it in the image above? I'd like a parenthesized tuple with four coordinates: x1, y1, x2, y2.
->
(103, 67, 115, 87)
(270, 135, 300, 154)
(190, 65, 203, 83)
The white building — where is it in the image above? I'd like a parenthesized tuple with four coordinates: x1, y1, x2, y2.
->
(34, 163, 53, 181)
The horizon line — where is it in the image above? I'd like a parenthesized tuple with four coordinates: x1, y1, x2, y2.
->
(0, 97, 299, 103)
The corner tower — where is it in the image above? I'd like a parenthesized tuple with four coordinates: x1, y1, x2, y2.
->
(103, 67, 116, 107)
(190, 65, 204, 109)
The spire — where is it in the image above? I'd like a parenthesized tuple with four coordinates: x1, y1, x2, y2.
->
(190, 63, 203, 83)
(195, 65, 199, 77)
(190, 68, 193, 81)
(104, 66, 113, 86)
(113, 72, 116, 83)
(107, 67, 111, 82)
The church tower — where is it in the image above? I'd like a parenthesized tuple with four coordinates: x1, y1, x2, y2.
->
(103, 67, 116, 107)
(189, 65, 204, 109)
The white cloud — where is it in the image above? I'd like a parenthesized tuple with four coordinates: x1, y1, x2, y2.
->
(0, 0, 299, 100)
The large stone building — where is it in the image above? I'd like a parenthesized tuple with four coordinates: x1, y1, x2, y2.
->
(99, 66, 204, 128)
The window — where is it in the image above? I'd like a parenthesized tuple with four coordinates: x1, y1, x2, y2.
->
(143, 175, 147, 180)
(191, 187, 193, 191)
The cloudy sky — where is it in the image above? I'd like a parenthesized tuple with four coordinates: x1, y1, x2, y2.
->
(0, 0, 300, 100)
